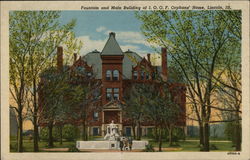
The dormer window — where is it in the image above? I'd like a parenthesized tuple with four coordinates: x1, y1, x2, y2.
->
(133, 71, 138, 80)
(113, 70, 119, 81)
(87, 72, 92, 77)
(106, 70, 112, 80)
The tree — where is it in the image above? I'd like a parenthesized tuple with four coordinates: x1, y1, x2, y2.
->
(123, 83, 147, 140)
(9, 11, 82, 151)
(67, 67, 101, 141)
(39, 67, 72, 147)
(143, 83, 181, 151)
(136, 10, 241, 151)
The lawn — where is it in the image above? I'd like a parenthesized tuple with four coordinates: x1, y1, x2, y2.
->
(147, 140, 234, 152)
(10, 136, 234, 152)
(10, 137, 75, 152)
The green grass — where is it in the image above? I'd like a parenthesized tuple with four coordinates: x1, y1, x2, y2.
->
(147, 140, 234, 152)
(10, 138, 75, 152)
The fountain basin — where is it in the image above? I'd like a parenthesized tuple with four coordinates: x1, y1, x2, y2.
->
(76, 140, 148, 150)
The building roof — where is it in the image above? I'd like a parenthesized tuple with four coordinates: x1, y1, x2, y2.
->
(101, 32, 124, 56)
(83, 49, 142, 79)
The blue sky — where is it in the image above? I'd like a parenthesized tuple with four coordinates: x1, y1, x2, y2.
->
(59, 11, 155, 56)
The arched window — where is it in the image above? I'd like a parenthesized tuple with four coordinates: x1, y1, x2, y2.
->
(106, 70, 112, 80)
(133, 71, 138, 80)
(113, 70, 119, 81)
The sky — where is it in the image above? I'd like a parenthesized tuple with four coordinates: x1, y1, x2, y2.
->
(59, 11, 156, 57)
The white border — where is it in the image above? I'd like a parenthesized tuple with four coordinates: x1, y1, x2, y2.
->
(1, 1, 249, 160)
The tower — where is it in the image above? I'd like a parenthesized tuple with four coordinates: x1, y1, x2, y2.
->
(101, 32, 124, 105)
(100, 32, 124, 135)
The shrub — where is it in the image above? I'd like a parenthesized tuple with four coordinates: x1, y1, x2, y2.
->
(172, 127, 185, 141)
(68, 145, 80, 152)
(164, 127, 185, 142)
(39, 127, 60, 141)
(63, 124, 77, 141)
(143, 144, 155, 152)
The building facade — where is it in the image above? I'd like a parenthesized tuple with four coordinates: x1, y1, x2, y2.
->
(40, 32, 186, 137)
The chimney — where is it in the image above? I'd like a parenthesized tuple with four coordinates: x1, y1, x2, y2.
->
(147, 53, 151, 64)
(74, 53, 77, 63)
(161, 47, 167, 77)
(109, 32, 116, 38)
(57, 46, 63, 72)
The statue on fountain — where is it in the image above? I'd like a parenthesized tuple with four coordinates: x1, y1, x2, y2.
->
(104, 120, 120, 141)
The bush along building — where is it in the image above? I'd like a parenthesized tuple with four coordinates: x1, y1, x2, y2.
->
(38, 32, 186, 138)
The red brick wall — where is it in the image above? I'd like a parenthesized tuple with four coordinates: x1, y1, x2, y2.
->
(101, 55, 124, 105)
(104, 111, 120, 124)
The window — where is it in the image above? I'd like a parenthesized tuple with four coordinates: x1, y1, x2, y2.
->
(146, 72, 149, 80)
(106, 88, 112, 101)
(113, 88, 119, 100)
(141, 71, 144, 80)
(93, 127, 99, 136)
(152, 73, 156, 80)
(113, 70, 119, 81)
(106, 70, 112, 80)
(87, 72, 92, 77)
(125, 127, 131, 136)
(93, 112, 99, 120)
(133, 71, 138, 80)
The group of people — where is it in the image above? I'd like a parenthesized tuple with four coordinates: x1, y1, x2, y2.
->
(117, 137, 133, 151)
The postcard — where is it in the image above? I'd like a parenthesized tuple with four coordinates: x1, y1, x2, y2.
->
(1, 1, 249, 160)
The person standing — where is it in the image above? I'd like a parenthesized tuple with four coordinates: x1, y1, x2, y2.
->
(119, 138, 124, 151)
(128, 137, 133, 151)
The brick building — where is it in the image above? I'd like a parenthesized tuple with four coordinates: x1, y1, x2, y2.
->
(40, 32, 186, 137)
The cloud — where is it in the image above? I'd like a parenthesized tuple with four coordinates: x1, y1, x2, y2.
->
(77, 36, 148, 57)
(76, 36, 106, 55)
(77, 27, 156, 57)
(96, 26, 107, 32)
(104, 30, 156, 48)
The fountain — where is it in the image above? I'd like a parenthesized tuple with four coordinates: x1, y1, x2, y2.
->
(76, 120, 148, 150)
(104, 120, 120, 141)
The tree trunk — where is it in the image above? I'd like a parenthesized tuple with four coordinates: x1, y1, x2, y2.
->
(158, 127, 162, 152)
(169, 126, 173, 146)
(48, 122, 54, 148)
(33, 121, 39, 152)
(203, 122, 210, 151)
(82, 119, 88, 141)
(199, 123, 204, 147)
(33, 78, 39, 152)
(59, 125, 63, 145)
(136, 121, 141, 140)
(132, 124, 136, 140)
(235, 111, 241, 151)
(17, 110, 23, 152)
(154, 126, 158, 142)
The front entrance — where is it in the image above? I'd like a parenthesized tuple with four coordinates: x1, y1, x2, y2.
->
(104, 111, 120, 124)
